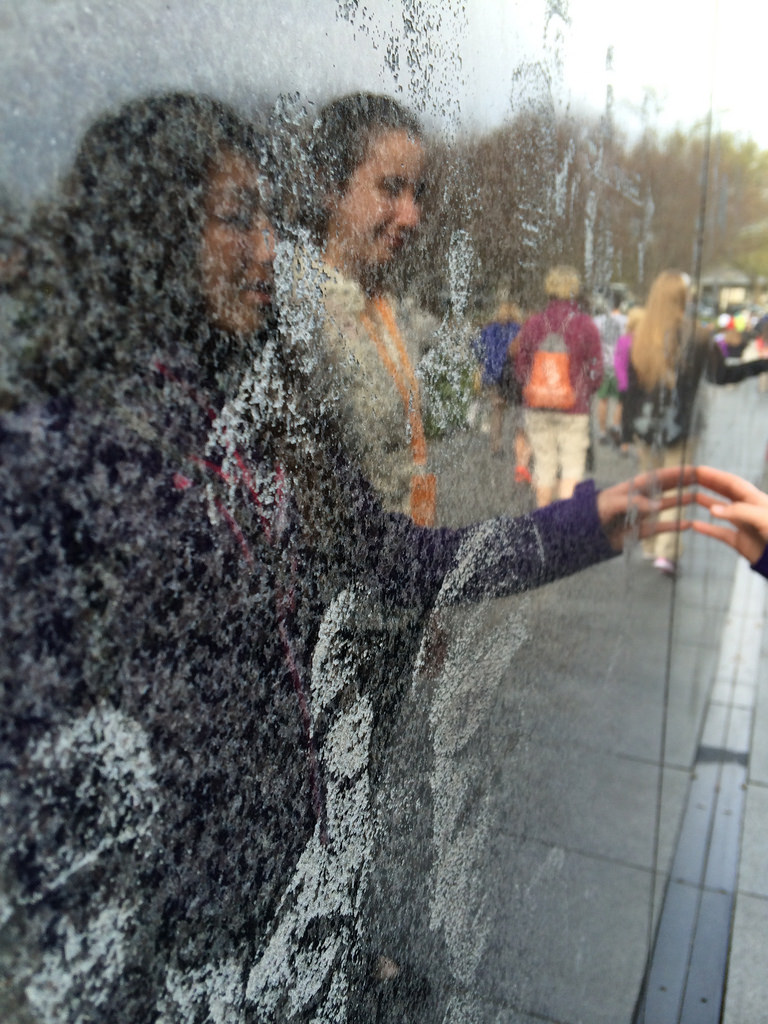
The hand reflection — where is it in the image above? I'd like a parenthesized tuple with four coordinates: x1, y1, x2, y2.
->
(597, 465, 696, 552)
(692, 465, 768, 565)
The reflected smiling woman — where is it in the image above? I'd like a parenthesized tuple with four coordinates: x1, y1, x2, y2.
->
(307, 93, 437, 523)
(0, 91, 697, 1023)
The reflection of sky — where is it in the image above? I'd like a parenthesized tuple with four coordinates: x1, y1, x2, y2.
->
(2, 0, 764, 207)
(562, 0, 768, 145)
(2, 0, 397, 203)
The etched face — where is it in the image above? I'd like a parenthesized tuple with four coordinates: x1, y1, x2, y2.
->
(200, 150, 276, 335)
(325, 129, 425, 275)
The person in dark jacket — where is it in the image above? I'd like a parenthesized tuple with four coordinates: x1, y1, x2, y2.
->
(472, 296, 531, 477)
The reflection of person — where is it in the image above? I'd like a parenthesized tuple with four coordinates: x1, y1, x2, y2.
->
(515, 265, 603, 507)
(306, 92, 439, 523)
(472, 297, 531, 477)
(0, 92, 697, 1023)
(0, 93, 310, 1022)
(693, 466, 768, 577)
(615, 305, 644, 453)
(623, 269, 768, 576)
(302, 96, 666, 1013)
(593, 302, 626, 445)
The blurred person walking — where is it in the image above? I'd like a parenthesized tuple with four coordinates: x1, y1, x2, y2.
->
(593, 299, 626, 445)
(472, 295, 532, 480)
(615, 305, 644, 455)
(515, 264, 603, 507)
(741, 314, 768, 392)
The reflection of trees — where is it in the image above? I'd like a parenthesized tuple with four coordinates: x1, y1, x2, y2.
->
(401, 113, 768, 316)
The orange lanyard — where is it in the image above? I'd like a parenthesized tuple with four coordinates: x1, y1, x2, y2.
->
(359, 295, 428, 467)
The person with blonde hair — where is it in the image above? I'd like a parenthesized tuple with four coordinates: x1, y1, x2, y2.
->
(515, 264, 603, 506)
(630, 270, 689, 393)
(624, 269, 768, 575)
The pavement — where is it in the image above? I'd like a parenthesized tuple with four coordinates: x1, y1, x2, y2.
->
(423, 378, 768, 1023)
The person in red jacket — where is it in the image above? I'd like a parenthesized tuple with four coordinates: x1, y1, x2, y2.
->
(515, 265, 603, 506)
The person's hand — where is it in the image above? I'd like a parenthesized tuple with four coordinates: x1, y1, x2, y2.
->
(597, 465, 696, 552)
(693, 466, 768, 564)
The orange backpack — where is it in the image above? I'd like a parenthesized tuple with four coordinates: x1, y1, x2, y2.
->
(523, 320, 575, 411)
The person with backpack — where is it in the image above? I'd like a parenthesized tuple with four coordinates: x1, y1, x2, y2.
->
(593, 300, 627, 445)
(515, 265, 603, 507)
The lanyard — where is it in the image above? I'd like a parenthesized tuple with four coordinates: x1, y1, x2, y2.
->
(360, 295, 428, 467)
(359, 296, 436, 526)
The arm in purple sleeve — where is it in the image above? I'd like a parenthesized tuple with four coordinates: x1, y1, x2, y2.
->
(349, 473, 616, 608)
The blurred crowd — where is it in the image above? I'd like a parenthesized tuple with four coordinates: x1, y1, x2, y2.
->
(470, 268, 768, 573)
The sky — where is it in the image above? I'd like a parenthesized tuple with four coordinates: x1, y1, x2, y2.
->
(1, 0, 765, 208)
(560, 0, 765, 145)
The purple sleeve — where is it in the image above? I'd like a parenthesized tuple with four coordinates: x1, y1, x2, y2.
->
(360, 479, 616, 607)
(751, 546, 768, 579)
(439, 478, 617, 602)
